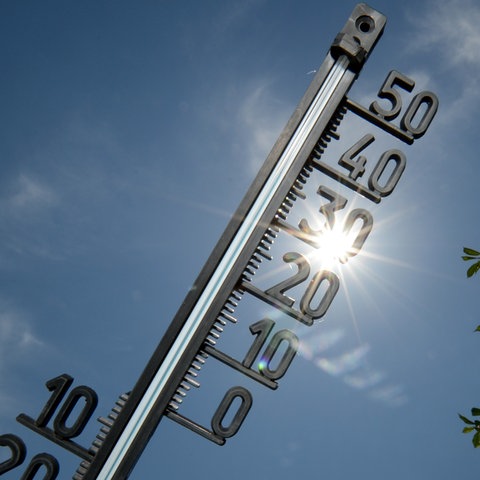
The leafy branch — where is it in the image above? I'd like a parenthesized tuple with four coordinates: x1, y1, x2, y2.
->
(459, 409, 480, 448)
(459, 247, 480, 447)
(462, 247, 480, 278)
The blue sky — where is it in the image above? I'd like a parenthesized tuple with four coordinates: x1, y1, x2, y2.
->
(1, 0, 480, 478)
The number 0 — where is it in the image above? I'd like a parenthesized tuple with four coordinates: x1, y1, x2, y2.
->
(401, 91, 438, 138)
(368, 149, 406, 197)
(211, 387, 252, 438)
(341, 208, 373, 262)
(261, 329, 298, 380)
(300, 270, 339, 320)
(53, 386, 98, 439)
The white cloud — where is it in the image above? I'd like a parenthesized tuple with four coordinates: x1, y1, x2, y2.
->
(369, 384, 408, 407)
(298, 328, 345, 360)
(0, 299, 45, 400)
(0, 174, 58, 219)
(400, 0, 480, 163)
(0, 301, 43, 370)
(9, 174, 57, 210)
(0, 174, 63, 262)
(406, 0, 480, 123)
(315, 344, 371, 376)
(408, 0, 480, 70)
(0, 302, 44, 418)
(298, 326, 407, 407)
(199, 76, 292, 178)
(214, 0, 267, 37)
(236, 80, 291, 174)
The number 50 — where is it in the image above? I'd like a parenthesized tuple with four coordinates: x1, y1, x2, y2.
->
(370, 70, 438, 139)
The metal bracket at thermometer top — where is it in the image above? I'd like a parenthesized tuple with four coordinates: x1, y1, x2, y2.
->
(79, 4, 386, 479)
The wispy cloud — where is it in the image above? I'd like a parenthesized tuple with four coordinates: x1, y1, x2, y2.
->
(0, 174, 62, 263)
(315, 344, 371, 376)
(0, 302, 43, 353)
(406, 0, 480, 124)
(237, 81, 291, 174)
(2, 174, 57, 213)
(198, 76, 292, 178)
(0, 114, 127, 263)
(0, 300, 45, 417)
(213, 0, 267, 37)
(408, 0, 480, 71)
(298, 328, 407, 407)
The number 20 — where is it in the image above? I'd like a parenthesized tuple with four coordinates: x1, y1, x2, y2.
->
(0, 434, 58, 479)
(265, 252, 340, 324)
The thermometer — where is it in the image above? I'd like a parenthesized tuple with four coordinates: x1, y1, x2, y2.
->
(1, 4, 438, 479)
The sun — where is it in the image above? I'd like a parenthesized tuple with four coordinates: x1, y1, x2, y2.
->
(312, 226, 353, 268)
(309, 217, 372, 268)
(303, 206, 374, 269)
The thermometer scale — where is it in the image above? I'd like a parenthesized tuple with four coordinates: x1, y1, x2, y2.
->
(0, 4, 438, 479)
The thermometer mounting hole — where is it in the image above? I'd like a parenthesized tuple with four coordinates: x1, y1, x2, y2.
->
(356, 15, 374, 33)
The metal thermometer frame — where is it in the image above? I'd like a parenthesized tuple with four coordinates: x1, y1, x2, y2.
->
(81, 4, 386, 479)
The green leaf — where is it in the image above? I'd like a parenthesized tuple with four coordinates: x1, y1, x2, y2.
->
(472, 408, 480, 416)
(475, 326, 480, 332)
(464, 247, 480, 256)
(459, 414, 475, 425)
(463, 256, 477, 261)
(472, 431, 480, 448)
(463, 427, 475, 433)
(467, 261, 480, 278)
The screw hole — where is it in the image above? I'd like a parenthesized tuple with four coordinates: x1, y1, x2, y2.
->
(356, 15, 374, 34)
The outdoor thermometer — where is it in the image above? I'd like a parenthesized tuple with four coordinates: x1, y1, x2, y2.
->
(0, 3, 438, 479)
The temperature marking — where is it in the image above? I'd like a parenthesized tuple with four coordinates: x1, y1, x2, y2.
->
(203, 345, 278, 389)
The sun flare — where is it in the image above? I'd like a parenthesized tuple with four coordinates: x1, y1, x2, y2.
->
(311, 227, 356, 268)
